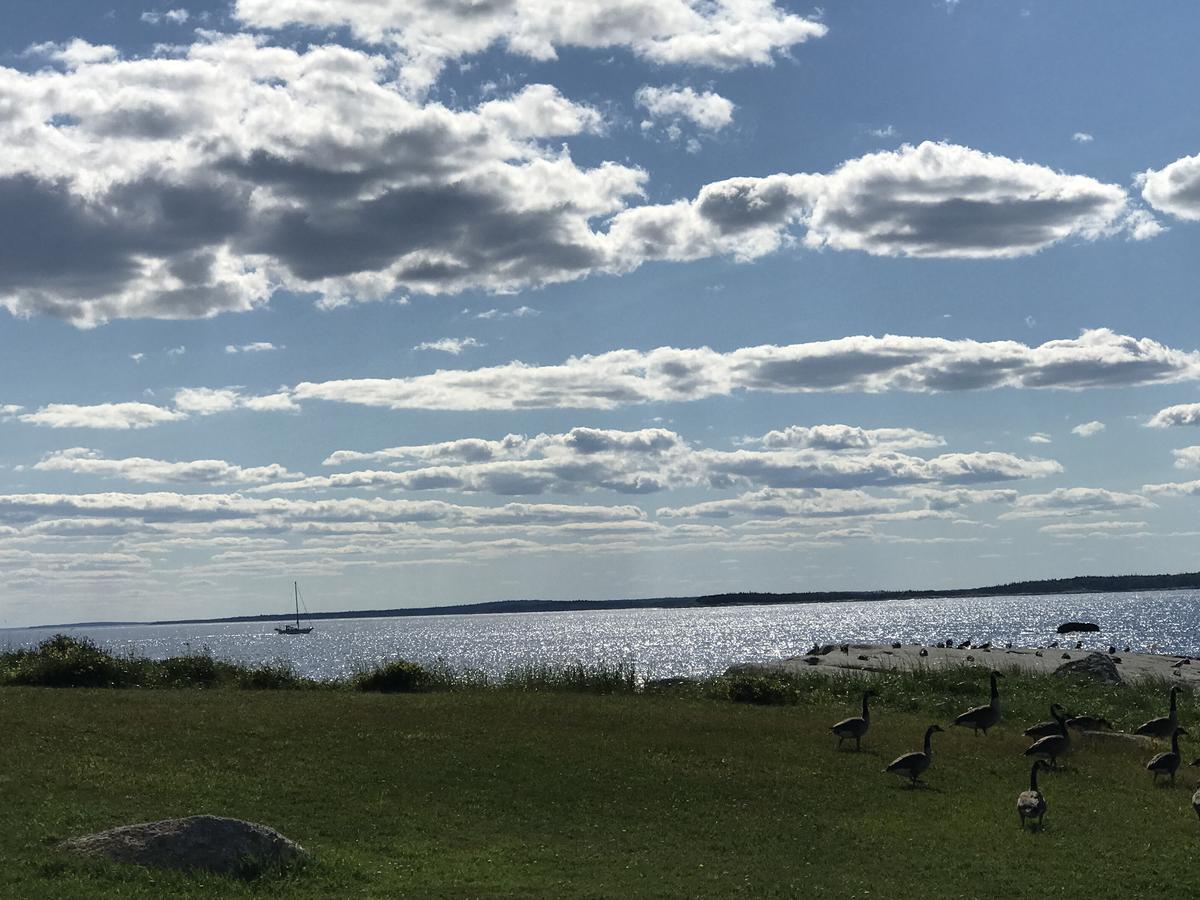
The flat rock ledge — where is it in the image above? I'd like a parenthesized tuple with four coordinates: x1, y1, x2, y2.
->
(1054, 651, 1123, 684)
(59, 815, 307, 877)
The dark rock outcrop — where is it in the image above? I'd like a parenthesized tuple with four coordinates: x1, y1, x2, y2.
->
(1053, 651, 1122, 684)
(59, 815, 307, 877)
(1056, 621, 1101, 634)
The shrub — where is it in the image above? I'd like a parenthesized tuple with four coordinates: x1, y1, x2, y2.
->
(353, 659, 432, 693)
(155, 653, 225, 688)
(726, 675, 800, 705)
(5, 634, 135, 688)
(498, 661, 638, 694)
(236, 661, 309, 691)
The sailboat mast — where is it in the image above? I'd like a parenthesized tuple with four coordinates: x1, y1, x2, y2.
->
(294, 580, 300, 628)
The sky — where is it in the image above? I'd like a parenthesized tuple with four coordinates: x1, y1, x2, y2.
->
(2, 1, 1200, 626)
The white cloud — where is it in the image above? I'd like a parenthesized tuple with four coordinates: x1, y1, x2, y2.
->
(1172, 446, 1200, 470)
(1142, 479, 1200, 497)
(173, 387, 241, 415)
(1072, 132, 1094, 143)
(870, 125, 897, 138)
(130, 352, 145, 363)
(173, 386, 298, 415)
(1027, 433, 1052, 444)
(288, 426, 1057, 497)
(1071, 420, 1105, 437)
(225, 342, 279, 354)
(1140, 152, 1200, 221)
(635, 85, 735, 132)
(0, 43, 1137, 326)
(414, 337, 484, 355)
(1001, 487, 1155, 518)
(476, 306, 539, 320)
(1148, 402, 1200, 428)
(25, 39, 119, 68)
(34, 448, 296, 485)
(0, 491, 646, 529)
(141, 8, 189, 25)
(18, 402, 187, 429)
(752, 424, 945, 451)
(233, 0, 828, 93)
(1123, 208, 1166, 241)
(292, 328, 1200, 412)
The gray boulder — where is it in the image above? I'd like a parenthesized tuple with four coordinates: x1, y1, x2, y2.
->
(1053, 651, 1122, 685)
(59, 815, 307, 877)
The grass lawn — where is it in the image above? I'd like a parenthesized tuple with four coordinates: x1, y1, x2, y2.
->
(2, 681, 1199, 898)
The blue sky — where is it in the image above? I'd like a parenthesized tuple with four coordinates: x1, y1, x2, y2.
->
(2, 0, 1200, 626)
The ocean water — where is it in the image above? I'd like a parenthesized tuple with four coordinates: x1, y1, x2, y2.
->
(2, 590, 1199, 681)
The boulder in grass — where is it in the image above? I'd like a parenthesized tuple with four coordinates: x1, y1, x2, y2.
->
(1056, 621, 1100, 634)
(59, 815, 307, 878)
(1053, 652, 1122, 685)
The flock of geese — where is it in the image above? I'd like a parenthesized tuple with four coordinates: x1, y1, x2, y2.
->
(830, 676, 1199, 830)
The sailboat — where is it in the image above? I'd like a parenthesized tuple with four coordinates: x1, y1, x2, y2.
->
(275, 581, 313, 635)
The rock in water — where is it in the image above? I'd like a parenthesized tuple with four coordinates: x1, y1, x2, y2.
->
(59, 815, 307, 877)
(1053, 652, 1122, 685)
(1056, 621, 1100, 634)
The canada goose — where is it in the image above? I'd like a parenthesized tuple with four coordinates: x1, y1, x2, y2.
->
(1066, 715, 1112, 732)
(831, 690, 877, 751)
(918, 648, 929, 658)
(1146, 727, 1189, 785)
(952, 671, 1003, 735)
(957, 639, 971, 650)
(1024, 704, 1072, 739)
(885, 724, 944, 786)
(1023, 705, 1071, 767)
(1136, 686, 1183, 740)
(1017, 760, 1050, 829)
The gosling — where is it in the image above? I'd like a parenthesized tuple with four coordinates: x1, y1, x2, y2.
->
(1017, 760, 1050, 830)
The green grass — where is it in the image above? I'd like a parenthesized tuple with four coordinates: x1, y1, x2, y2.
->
(2, 664, 1200, 898)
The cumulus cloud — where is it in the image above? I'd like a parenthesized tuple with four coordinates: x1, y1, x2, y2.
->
(635, 84, 735, 138)
(141, 8, 189, 25)
(1147, 402, 1200, 428)
(414, 337, 484, 355)
(287, 426, 1057, 497)
(34, 448, 296, 485)
(225, 341, 279, 354)
(1071, 420, 1105, 437)
(1140, 152, 1200, 221)
(0, 44, 1137, 327)
(1001, 487, 1155, 518)
(292, 329, 1200, 411)
(1072, 132, 1094, 143)
(17, 402, 187, 429)
(1027, 433, 1052, 444)
(233, 0, 828, 93)
(605, 142, 1129, 267)
(0, 491, 645, 529)
(1142, 479, 1200, 497)
(476, 306, 539, 320)
(751, 424, 945, 451)
(0, 39, 637, 325)
(1172, 446, 1200, 469)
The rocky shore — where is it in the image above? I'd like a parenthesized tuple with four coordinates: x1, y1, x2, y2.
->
(731, 642, 1200, 684)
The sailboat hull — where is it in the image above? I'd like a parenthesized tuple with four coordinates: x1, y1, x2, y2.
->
(275, 625, 313, 635)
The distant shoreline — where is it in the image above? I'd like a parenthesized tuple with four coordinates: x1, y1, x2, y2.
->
(21, 570, 1200, 631)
